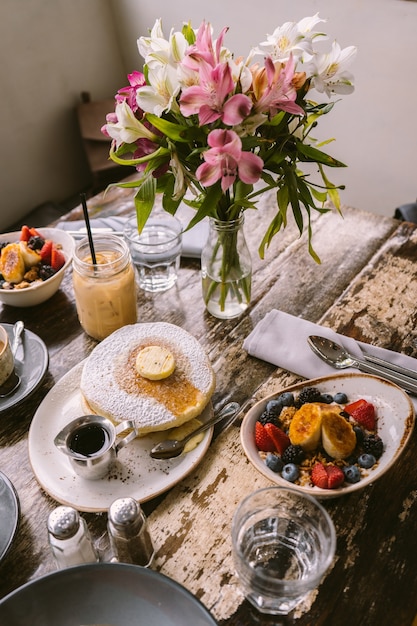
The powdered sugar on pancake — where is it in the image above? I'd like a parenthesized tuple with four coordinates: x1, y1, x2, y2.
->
(80, 323, 215, 435)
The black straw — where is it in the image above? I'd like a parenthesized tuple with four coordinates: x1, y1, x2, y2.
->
(80, 193, 97, 264)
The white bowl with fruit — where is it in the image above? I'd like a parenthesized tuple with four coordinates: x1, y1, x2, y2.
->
(0, 227, 74, 307)
(241, 373, 415, 498)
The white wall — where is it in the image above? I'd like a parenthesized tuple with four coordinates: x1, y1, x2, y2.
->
(111, 0, 417, 218)
(0, 0, 126, 231)
(1, 0, 416, 232)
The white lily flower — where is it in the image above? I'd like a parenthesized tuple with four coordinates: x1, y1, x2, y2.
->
(253, 14, 326, 64)
(308, 41, 357, 97)
(136, 64, 180, 115)
(138, 19, 188, 68)
(105, 102, 156, 147)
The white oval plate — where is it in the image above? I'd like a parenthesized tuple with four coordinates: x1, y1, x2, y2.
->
(28, 361, 213, 512)
(241, 373, 415, 499)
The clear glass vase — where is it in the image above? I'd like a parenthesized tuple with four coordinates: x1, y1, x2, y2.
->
(201, 215, 252, 320)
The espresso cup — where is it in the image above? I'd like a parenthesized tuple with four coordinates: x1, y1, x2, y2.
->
(54, 415, 137, 480)
(0, 325, 15, 387)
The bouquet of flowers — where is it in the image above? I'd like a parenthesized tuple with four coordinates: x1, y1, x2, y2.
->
(103, 15, 356, 316)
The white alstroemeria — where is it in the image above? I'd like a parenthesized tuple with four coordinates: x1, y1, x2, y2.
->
(138, 19, 188, 69)
(136, 64, 181, 115)
(308, 41, 357, 97)
(104, 102, 157, 147)
(253, 14, 326, 64)
(229, 57, 253, 93)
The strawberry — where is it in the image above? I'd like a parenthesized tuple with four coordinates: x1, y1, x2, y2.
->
(326, 465, 345, 489)
(20, 225, 32, 242)
(311, 462, 329, 489)
(50, 245, 65, 271)
(311, 462, 345, 489)
(40, 240, 53, 264)
(29, 226, 42, 238)
(255, 422, 275, 452)
(264, 423, 290, 455)
(345, 398, 376, 430)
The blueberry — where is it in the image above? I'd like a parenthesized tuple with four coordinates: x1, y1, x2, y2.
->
(278, 392, 295, 407)
(353, 426, 365, 445)
(334, 392, 348, 404)
(265, 398, 284, 416)
(343, 465, 361, 483)
(320, 393, 333, 404)
(281, 463, 299, 483)
(358, 453, 376, 469)
(265, 453, 284, 473)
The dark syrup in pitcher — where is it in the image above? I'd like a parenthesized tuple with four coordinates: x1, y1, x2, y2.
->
(69, 424, 110, 457)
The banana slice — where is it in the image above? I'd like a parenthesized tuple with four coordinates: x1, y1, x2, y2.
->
(0, 243, 26, 283)
(321, 408, 356, 460)
(289, 403, 322, 451)
(136, 345, 176, 380)
(19, 241, 42, 267)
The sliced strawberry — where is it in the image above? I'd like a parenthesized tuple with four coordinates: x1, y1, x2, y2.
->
(326, 465, 345, 489)
(345, 398, 376, 431)
(20, 225, 32, 242)
(311, 462, 328, 489)
(40, 240, 53, 264)
(255, 422, 275, 453)
(264, 423, 290, 455)
(50, 245, 65, 271)
(29, 226, 42, 238)
(311, 462, 345, 489)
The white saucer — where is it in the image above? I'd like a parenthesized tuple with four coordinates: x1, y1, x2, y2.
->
(0, 324, 48, 413)
(28, 361, 213, 512)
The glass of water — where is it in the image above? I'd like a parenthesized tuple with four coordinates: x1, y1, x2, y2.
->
(123, 210, 182, 293)
(231, 486, 336, 615)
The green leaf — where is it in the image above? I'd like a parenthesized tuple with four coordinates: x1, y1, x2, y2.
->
(134, 177, 156, 232)
(258, 212, 284, 259)
(145, 113, 189, 142)
(296, 141, 347, 168)
(184, 184, 223, 230)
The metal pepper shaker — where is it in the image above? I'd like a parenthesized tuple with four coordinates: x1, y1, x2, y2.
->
(107, 497, 154, 567)
(47, 506, 98, 569)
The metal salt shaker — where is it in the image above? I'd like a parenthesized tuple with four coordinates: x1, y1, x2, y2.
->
(47, 505, 98, 569)
(107, 497, 154, 567)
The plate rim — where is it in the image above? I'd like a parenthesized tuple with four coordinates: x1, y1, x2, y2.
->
(0, 470, 20, 562)
(28, 360, 214, 512)
(0, 562, 218, 624)
(241, 372, 415, 499)
(0, 324, 48, 413)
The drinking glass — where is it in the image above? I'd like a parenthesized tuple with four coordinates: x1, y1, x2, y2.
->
(231, 486, 336, 615)
(123, 211, 182, 293)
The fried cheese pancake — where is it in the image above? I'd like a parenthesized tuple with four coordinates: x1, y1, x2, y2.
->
(80, 323, 216, 436)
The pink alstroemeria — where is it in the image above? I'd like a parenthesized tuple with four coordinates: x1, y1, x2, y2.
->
(182, 21, 229, 71)
(115, 71, 146, 112)
(180, 61, 252, 126)
(254, 55, 304, 117)
(196, 129, 263, 192)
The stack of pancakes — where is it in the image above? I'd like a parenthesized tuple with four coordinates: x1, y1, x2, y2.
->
(80, 323, 216, 436)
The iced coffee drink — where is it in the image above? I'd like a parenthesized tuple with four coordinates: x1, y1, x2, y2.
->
(73, 235, 137, 341)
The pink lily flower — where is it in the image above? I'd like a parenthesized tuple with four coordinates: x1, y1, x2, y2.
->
(183, 21, 228, 71)
(254, 55, 304, 117)
(180, 61, 252, 126)
(196, 128, 264, 192)
(115, 71, 146, 112)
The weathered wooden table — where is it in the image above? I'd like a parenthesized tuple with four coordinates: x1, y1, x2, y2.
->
(1, 183, 417, 625)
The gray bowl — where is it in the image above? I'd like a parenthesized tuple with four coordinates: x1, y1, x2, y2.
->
(0, 562, 218, 625)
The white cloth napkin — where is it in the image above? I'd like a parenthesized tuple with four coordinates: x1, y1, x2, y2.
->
(57, 203, 208, 259)
(243, 309, 417, 380)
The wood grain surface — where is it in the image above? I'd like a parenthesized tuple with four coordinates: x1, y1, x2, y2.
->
(1, 185, 416, 625)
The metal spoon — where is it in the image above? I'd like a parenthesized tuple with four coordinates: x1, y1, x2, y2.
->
(11, 321, 24, 359)
(307, 335, 417, 395)
(150, 401, 240, 460)
(0, 322, 24, 398)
